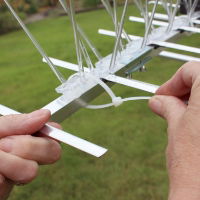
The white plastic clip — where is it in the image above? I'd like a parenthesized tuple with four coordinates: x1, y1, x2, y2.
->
(112, 97, 123, 107)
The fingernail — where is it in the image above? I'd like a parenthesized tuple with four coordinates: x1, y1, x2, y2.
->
(149, 96, 162, 114)
(28, 109, 50, 118)
(0, 138, 13, 153)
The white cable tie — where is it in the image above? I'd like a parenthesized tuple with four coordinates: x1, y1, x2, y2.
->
(112, 97, 123, 107)
(86, 103, 114, 109)
(88, 73, 125, 107)
(86, 96, 151, 110)
(87, 73, 117, 100)
(86, 73, 152, 109)
(123, 96, 151, 101)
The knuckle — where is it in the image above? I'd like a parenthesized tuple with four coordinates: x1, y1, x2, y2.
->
(0, 137, 13, 153)
(190, 61, 200, 66)
(17, 136, 34, 158)
(182, 61, 200, 78)
(184, 61, 200, 68)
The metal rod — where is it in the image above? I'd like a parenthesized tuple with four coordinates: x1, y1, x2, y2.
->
(62, 0, 84, 73)
(160, 51, 200, 62)
(110, 0, 129, 71)
(161, 0, 171, 20)
(79, 40, 94, 70)
(77, 26, 102, 60)
(101, 0, 115, 21)
(113, 0, 124, 50)
(4, 0, 66, 83)
(105, 74, 159, 93)
(145, 0, 150, 30)
(101, 0, 130, 43)
(113, 0, 118, 31)
(189, 0, 199, 24)
(59, 0, 102, 60)
(98, 30, 200, 62)
(129, 16, 200, 33)
(141, 0, 159, 48)
(99, 28, 200, 54)
(134, 0, 148, 29)
(166, 0, 180, 32)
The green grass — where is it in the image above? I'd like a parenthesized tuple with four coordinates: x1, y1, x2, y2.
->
(0, 6, 200, 200)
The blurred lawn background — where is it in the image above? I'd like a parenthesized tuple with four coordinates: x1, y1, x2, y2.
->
(0, 4, 200, 200)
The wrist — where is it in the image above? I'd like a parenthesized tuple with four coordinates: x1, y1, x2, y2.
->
(169, 187, 200, 200)
(167, 159, 200, 200)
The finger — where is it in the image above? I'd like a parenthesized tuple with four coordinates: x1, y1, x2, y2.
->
(149, 95, 186, 124)
(0, 135, 61, 165)
(0, 109, 51, 139)
(47, 122, 62, 130)
(35, 122, 62, 143)
(156, 61, 200, 97)
(0, 150, 38, 184)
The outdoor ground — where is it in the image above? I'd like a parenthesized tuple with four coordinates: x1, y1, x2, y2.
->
(0, 5, 199, 200)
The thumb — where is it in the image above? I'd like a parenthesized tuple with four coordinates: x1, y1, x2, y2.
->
(149, 95, 186, 124)
(0, 109, 51, 139)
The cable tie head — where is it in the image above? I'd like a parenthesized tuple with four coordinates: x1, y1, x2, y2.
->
(112, 97, 123, 107)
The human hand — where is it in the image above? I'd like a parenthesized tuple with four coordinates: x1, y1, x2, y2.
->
(149, 61, 200, 200)
(0, 109, 61, 200)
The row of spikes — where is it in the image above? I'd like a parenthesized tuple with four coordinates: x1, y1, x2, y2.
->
(3, 0, 200, 83)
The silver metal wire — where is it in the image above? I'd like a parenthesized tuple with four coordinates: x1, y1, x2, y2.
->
(63, 0, 84, 73)
(188, 0, 199, 24)
(141, 0, 159, 48)
(77, 26, 102, 60)
(4, 0, 66, 83)
(166, 0, 180, 32)
(59, 0, 97, 73)
(134, 0, 148, 29)
(101, 0, 131, 43)
(110, 0, 129, 70)
(79, 40, 94, 71)
(59, 0, 102, 60)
